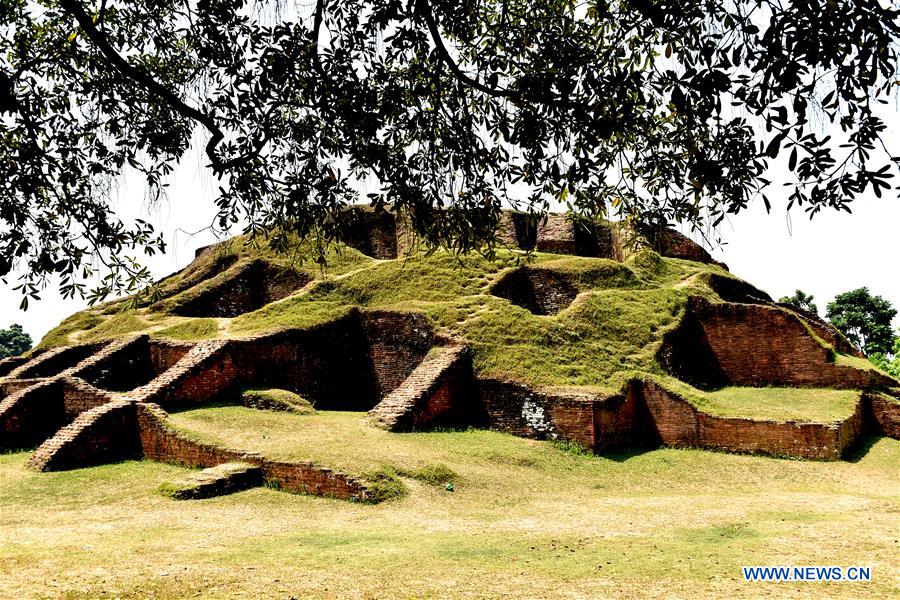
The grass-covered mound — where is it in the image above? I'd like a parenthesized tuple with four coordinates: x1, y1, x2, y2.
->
(40, 243, 727, 390)
(240, 389, 316, 414)
(36, 232, 888, 423)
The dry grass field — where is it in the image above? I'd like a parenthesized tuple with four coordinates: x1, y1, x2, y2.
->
(1, 412, 897, 599)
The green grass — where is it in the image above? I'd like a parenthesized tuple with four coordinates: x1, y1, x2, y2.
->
(693, 387, 861, 423)
(153, 318, 221, 341)
(29, 245, 746, 394)
(78, 312, 149, 343)
(1, 432, 898, 598)
(222, 249, 717, 391)
(834, 352, 886, 374)
(230, 299, 352, 334)
(33, 311, 104, 350)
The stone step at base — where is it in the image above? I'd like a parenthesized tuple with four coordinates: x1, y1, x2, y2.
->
(161, 462, 263, 500)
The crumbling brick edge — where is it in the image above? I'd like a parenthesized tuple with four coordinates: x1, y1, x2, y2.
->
(26, 399, 370, 502)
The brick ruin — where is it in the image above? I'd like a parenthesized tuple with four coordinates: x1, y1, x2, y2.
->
(1, 207, 898, 502)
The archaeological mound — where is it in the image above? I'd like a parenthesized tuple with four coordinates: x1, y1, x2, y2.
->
(2, 206, 897, 502)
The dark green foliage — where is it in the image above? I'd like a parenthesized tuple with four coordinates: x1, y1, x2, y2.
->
(779, 290, 818, 316)
(2, 0, 898, 304)
(826, 288, 897, 356)
(870, 332, 900, 378)
(0, 324, 32, 358)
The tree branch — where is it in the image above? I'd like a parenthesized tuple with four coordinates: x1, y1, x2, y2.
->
(58, 0, 265, 174)
(312, 0, 326, 75)
(414, 0, 514, 99)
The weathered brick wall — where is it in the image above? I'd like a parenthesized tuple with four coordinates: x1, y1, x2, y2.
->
(693, 300, 834, 387)
(135, 311, 437, 412)
(230, 317, 377, 409)
(656, 307, 730, 388)
(594, 386, 651, 451)
(360, 311, 435, 400)
(338, 206, 399, 259)
(706, 274, 772, 304)
(174, 260, 311, 318)
(477, 378, 602, 447)
(0, 356, 30, 377)
(61, 377, 117, 419)
(660, 298, 896, 390)
(650, 227, 715, 264)
(0, 380, 67, 449)
(135, 340, 240, 408)
(496, 211, 538, 251)
(368, 346, 480, 431)
(74, 336, 164, 392)
(27, 399, 140, 471)
(866, 392, 900, 438)
(536, 214, 578, 255)
(773, 303, 861, 357)
(548, 396, 597, 449)
(149, 340, 193, 375)
(1, 378, 46, 395)
(490, 268, 578, 315)
(137, 403, 369, 500)
(12, 342, 106, 379)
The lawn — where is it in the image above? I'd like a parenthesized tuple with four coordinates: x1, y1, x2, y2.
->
(665, 385, 864, 423)
(1, 416, 897, 599)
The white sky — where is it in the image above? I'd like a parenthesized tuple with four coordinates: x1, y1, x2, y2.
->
(2, 122, 898, 346)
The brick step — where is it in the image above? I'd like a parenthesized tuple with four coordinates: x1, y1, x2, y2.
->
(161, 462, 263, 500)
(368, 345, 472, 431)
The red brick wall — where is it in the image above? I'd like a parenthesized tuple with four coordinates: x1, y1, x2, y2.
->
(368, 346, 480, 431)
(594, 386, 649, 451)
(61, 377, 116, 419)
(661, 298, 897, 390)
(149, 341, 193, 375)
(477, 378, 602, 447)
(866, 392, 900, 438)
(0, 356, 29, 377)
(337, 207, 399, 259)
(174, 260, 311, 318)
(14, 342, 106, 379)
(361, 311, 435, 400)
(490, 268, 578, 315)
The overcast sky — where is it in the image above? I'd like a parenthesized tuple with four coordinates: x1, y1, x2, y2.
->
(2, 123, 898, 345)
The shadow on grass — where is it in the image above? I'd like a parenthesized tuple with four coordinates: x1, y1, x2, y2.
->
(843, 435, 882, 463)
(0, 445, 37, 456)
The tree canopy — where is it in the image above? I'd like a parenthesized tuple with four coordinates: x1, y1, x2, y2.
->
(870, 331, 900, 378)
(2, 0, 898, 304)
(0, 323, 32, 358)
(826, 287, 897, 356)
(779, 289, 818, 315)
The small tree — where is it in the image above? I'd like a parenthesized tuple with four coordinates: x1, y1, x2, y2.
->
(0, 324, 32, 359)
(779, 290, 818, 316)
(826, 288, 897, 357)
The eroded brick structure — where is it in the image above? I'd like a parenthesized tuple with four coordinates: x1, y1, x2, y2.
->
(2, 207, 899, 502)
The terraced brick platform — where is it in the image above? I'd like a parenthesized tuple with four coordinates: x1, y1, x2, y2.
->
(2, 207, 898, 502)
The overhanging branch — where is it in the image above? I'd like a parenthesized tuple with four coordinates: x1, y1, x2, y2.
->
(414, 0, 514, 99)
(59, 0, 264, 174)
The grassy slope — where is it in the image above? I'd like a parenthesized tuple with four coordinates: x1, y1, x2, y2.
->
(37, 241, 890, 419)
(2, 435, 897, 599)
